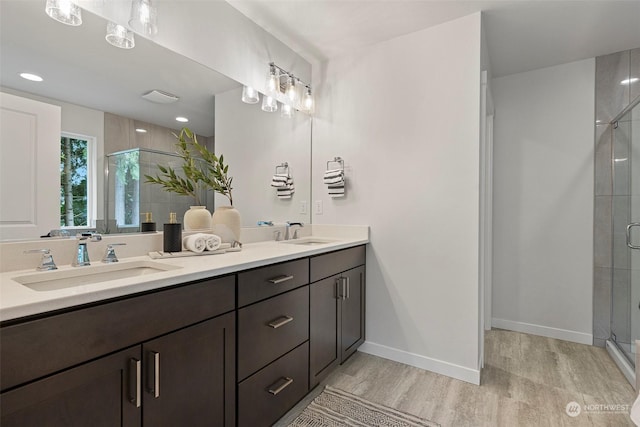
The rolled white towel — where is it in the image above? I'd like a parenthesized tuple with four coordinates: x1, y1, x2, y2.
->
(201, 233, 222, 251)
(183, 234, 206, 253)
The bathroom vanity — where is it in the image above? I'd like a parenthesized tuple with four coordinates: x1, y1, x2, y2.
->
(0, 240, 366, 427)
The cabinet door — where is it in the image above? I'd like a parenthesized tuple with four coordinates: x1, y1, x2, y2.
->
(142, 312, 235, 427)
(309, 274, 340, 388)
(0, 346, 141, 427)
(341, 266, 365, 362)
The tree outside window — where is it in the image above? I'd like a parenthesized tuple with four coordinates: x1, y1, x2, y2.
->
(60, 136, 88, 226)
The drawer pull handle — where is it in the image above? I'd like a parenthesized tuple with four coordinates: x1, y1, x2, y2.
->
(268, 274, 294, 284)
(268, 315, 294, 329)
(268, 377, 294, 395)
(129, 358, 141, 408)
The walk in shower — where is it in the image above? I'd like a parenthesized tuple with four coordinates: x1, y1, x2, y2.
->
(610, 98, 640, 382)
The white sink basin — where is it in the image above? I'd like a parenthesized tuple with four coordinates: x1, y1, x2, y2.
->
(13, 260, 182, 292)
(280, 237, 338, 246)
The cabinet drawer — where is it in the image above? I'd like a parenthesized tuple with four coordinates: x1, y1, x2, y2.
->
(238, 342, 309, 427)
(238, 286, 309, 380)
(310, 245, 365, 282)
(1, 275, 235, 391)
(238, 258, 309, 307)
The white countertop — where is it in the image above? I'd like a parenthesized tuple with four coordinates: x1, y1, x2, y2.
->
(0, 233, 368, 322)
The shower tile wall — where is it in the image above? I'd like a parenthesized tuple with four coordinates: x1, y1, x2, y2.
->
(594, 48, 640, 347)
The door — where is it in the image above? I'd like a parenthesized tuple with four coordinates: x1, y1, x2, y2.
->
(142, 313, 235, 427)
(340, 266, 365, 362)
(0, 346, 141, 427)
(310, 274, 340, 388)
(0, 92, 61, 240)
(613, 103, 640, 368)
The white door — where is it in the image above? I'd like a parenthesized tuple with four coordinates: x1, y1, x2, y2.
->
(0, 92, 61, 240)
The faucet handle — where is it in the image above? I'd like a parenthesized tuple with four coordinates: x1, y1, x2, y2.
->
(102, 243, 126, 263)
(24, 249, 58, 271)
(274, 230, 282, 241)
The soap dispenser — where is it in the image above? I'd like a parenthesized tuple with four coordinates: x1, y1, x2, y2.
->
(140, 212, 156, 232)
(163, 212, 182, 252)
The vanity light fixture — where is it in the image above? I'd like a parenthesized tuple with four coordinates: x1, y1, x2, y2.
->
(175, 116, 189, 123)
(129, 0, 158, 36)
(261, 95, 278, 112)
(621, 77, 639, 85)
(105, 21, 135, 49)
(241, 86, 260, 104)
(45, 0, 82, 26)
(19, 73, 44, 82)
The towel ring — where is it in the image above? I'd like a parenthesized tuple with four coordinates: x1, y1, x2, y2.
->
(326, 157, 344, 171)
(275, 162, 290, 175)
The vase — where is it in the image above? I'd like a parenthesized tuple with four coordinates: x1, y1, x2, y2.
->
(211, 206, 241, 243)
(183, 206, 212, 230)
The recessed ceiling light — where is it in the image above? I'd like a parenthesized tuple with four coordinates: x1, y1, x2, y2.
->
(620, 77, 639, 85)
(19, 73, 43, 82)
(135, 128, 147, 133)
(175, 117, 189, 123)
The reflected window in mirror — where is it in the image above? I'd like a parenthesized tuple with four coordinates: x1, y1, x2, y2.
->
(60, 133, 97, 229)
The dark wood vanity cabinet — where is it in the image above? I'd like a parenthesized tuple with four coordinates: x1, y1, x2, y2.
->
(0, 244, 366, 426)
(0, 276, 236, 427)
(309, 246, 366, 388)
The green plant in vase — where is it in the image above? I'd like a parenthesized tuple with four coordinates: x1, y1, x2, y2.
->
(144, 127, 234, 231)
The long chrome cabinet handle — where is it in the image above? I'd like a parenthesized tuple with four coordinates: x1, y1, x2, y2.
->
(268, 377, 294, 395)
(268, 274, 294, 284)
(335, 278, 341, 299)
(346, 276, 350, 299)
(268, 315, 294, 329)
(627, 223, 640, 249)
(129, 358, 141, 408)
(152, 351, 160, 398)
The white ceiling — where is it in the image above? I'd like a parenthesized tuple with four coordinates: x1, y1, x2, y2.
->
(228, 0, 640, 78)
(0, 1, 240, 137)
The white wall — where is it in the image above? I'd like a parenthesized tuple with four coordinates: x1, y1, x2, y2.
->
(312, 13, 483, 384)
(1, 88, 105, 223)
(214, 87, 311, 226)
(492, 59, 595, 344)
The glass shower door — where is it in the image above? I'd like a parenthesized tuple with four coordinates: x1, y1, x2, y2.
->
(613, 102, 640, 366)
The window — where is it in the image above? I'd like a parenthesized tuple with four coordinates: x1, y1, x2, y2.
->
(59, 133, 96, 228)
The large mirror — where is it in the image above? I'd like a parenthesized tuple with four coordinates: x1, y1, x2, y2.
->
(0, 1, 311, 240)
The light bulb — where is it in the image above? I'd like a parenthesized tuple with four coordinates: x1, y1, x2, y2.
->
(302, 87, 314, 113)
(129, 0, 158, 36)
(281, 103, 295, 119)
(261, 95, 278, 113)
(266, 65, 279, 95)
(45, 0, 82, 26)
(241, 86, 260, 104)
(286, 75, 297, 103)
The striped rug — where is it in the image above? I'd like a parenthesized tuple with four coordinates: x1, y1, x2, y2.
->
(288, 386, 439, 427)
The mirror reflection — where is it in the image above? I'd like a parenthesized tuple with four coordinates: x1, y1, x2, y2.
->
(0, 1, 311, 240)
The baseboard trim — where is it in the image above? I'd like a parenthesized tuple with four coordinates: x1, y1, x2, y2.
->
(491, 318, 593, 345)
(358, 341, 481, 385)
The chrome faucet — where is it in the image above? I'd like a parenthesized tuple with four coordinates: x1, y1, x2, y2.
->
(73, 233, 102, 267)
(24, 248, 58, 271)
(284, 222, 304, 240)
(102, 243, 126, 263)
